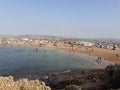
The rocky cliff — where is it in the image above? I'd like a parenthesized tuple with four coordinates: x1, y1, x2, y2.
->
(0, 76, 51, 90)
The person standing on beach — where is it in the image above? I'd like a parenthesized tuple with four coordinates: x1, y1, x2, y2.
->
(116, 54, 120, 60)
(99, 57, 102, 64)
(91, 46, 94, 52)
(96, 57, 102, 64)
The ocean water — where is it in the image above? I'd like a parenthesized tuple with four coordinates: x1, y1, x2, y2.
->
(0, 45, 100, 75)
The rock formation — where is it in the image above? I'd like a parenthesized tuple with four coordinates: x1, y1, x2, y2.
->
(1, 64, 120, 90)
(105, 64, 120, 89)
(0, 76, 51, 90)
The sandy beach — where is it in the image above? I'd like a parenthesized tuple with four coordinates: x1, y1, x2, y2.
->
(77, 53, 115, 69)
(43, 44, 120, 64)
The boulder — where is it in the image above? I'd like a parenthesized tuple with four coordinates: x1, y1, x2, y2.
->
(105, 64, 120, 89)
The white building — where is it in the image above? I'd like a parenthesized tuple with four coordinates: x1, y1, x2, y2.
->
(22, 38, 29, 41)
(82, 41, 95, 47)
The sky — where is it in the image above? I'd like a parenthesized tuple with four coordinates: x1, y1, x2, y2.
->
(0, 0, 120, 38)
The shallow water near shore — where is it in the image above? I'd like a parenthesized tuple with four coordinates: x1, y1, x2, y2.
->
(0, 45, 114, 76)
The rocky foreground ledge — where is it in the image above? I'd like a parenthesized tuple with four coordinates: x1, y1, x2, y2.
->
(42, 64, 120, 90)
(0, 76, 51, 90)
(1, 64, 120, 90)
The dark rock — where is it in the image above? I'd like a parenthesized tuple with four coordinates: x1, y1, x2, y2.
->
(105, 64, 120, 89)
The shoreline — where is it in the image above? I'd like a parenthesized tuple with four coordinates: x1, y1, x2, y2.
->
(0, 44, 117, 64)
(50, 46, 120, 64)
(0, 44, 119, 90)
(0, 44, 115, 72)
(38, 45, 120, 64)
(1, 65, 120, 90)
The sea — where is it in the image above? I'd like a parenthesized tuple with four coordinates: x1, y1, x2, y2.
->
(0, 45, 110, 76)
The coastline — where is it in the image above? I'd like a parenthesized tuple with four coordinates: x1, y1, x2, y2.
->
(1, 66, 118, 90)
(0, 43, 117, 64)
(0, 45, 119, 90)
(0, 44, 115, 69)
(38, 45, 120, 64)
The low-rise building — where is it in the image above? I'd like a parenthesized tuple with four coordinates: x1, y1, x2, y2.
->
(81, 41, 95, 47)
(22, 38, 29, 42)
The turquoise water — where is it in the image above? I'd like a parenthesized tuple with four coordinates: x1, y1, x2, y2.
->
(0, 45, 97, 75)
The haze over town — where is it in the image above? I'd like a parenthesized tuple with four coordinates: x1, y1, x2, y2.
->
(0, 0, 120, 38)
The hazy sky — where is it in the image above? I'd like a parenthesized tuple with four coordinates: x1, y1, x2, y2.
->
(0, 0, 120, 38)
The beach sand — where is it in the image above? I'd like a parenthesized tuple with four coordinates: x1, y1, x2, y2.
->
(51, 46, 120, 64)
(79, 54, 115, 69)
